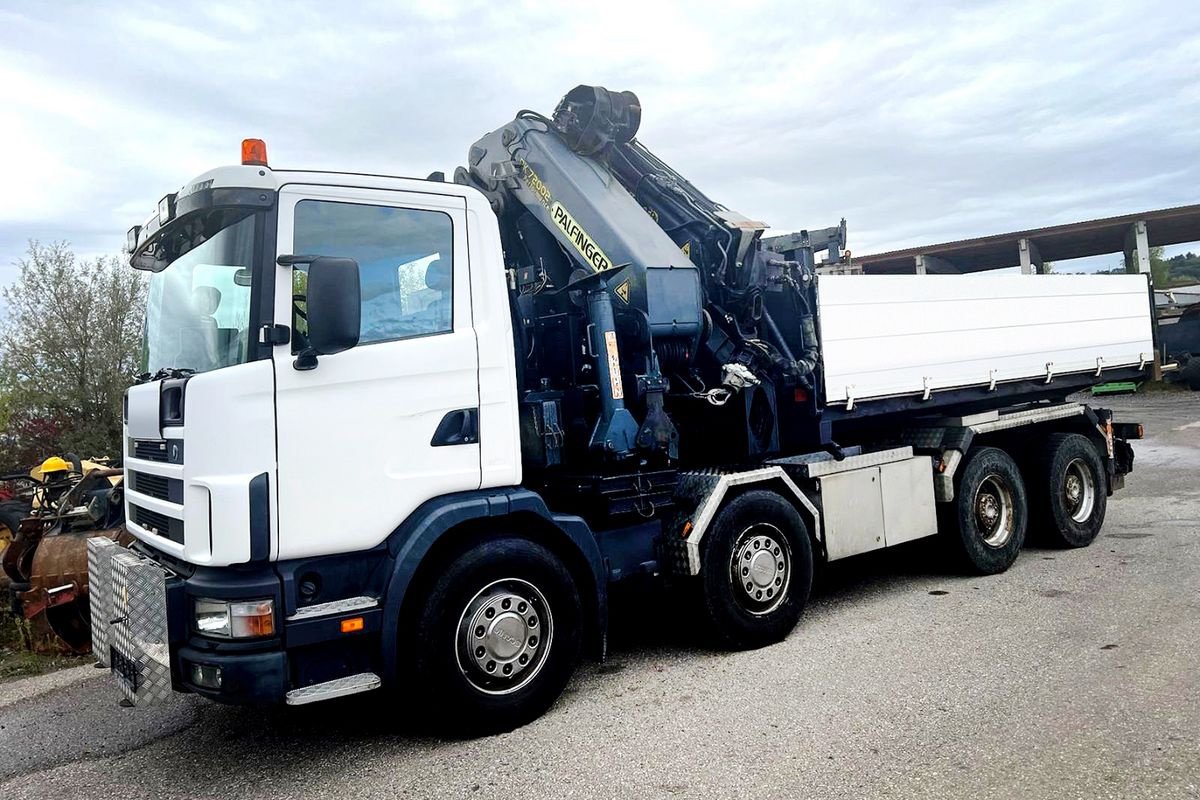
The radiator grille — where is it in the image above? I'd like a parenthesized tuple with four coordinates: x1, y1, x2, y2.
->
(130, 504, 184, 544)
(132, 440, 169, 462)
(130, 471, 170, 502)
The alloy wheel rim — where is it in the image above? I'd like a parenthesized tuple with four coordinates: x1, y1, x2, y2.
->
(729, 523, 791, 616)
(455, 578, 553, 696)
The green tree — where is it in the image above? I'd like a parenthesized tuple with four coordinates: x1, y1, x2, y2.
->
(0, 242, 145, 470)
(1149, 246, 1172, 287)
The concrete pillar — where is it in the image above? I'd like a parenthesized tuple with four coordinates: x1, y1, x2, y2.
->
(1124, 220, 1151, 274)
(914, 254, 959, 275)
(1018, 238, 1044, 274)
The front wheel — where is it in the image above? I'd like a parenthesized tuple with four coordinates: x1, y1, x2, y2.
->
(406, 536, 582, 735)
(945, 446, 1028, 574)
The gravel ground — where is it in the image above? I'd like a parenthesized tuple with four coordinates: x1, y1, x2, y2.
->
(0, 392, 1196, 800)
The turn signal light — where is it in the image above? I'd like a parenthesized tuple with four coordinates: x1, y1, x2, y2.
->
(242, 138, 269, 167)
(341, 617, 365, 634)
(231, 601, 276, 637)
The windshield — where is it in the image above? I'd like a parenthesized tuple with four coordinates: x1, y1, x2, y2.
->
(142, 213, 257, 375)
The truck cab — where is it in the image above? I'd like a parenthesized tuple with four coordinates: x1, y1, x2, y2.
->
(109, 154, 572, 713)
(125, 159, 521, 568)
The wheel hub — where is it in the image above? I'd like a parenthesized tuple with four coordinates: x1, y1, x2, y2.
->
(977, 493, 1000, 527)
(456, 579, 551, 695)
(1065, 474, 1082, 504)
(974, 474, 1015, 548)
(731, 525, 791, 615)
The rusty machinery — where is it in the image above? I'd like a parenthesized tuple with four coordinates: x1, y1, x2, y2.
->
(2, 455, 129, 652)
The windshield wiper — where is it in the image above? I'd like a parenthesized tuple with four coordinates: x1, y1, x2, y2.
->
(136, 367, 196, 384)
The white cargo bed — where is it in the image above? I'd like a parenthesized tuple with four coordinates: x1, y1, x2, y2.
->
(817, 274, 1155, 406)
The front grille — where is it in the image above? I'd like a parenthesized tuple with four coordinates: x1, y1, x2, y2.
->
(132, 440, 169, 462)
(129, 438, 184, 465)
(130, 471, 185, 504)
(130, 504, 184, 544)
(131, 471, 169, 500)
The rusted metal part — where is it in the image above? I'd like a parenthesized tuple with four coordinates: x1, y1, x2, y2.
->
(2, 461, 128, 653)
(19, 526, 131, 653)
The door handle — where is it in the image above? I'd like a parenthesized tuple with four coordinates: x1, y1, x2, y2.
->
(431, 408, 479, 447)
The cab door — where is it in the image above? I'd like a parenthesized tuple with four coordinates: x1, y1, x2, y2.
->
(272, 184, 480, 560)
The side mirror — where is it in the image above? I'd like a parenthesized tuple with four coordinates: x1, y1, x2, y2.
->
(295, 256, 360, 369)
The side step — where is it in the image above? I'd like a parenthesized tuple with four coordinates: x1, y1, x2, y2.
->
(285, 672, 381, 706)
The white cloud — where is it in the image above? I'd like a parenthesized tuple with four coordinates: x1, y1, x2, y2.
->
(0, 0, 1197, 287)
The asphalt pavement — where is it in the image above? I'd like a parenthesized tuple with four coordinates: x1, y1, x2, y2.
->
(1, 392, 1197, 799)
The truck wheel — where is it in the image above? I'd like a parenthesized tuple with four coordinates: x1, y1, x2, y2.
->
(408, 536, 582, 735)
(1030, 433, 1107, 548)
(947, 447, 1028, 574)
(1180, 357, 1200, 391)
(698, 489, 813, 650)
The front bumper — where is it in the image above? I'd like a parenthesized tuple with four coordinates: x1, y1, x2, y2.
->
(176, 646, 288, 703)
(88, 539, 381, 706)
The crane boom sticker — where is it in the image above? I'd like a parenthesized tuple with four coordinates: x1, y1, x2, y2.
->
(516, 159, 613, 272)
(550, 202, 612, 272)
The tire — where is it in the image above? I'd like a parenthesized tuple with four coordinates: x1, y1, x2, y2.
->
(406, 536, 582, 735)
(945, 447, 1028, 574)
(697, 489, 813, 650)
(1181, 357, 1200, 391)
(1029, 433, 1107, 548)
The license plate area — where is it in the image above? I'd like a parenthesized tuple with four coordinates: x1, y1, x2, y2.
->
(110, 645, 141, 692)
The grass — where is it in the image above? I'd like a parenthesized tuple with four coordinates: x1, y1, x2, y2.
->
(1139, 379, 1190, 394)
(0, 606, 90, 683)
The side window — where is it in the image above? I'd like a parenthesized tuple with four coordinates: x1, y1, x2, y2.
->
(292, 199, 454, 348)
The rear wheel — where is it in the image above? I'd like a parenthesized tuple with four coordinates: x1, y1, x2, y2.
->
(1030, 433, 1107, 548)
(697, 489, 813, 649)
(946, 447, 1028, 574)
(406, 536, 581, 735)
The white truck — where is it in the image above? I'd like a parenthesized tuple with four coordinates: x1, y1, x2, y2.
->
(90, 86, 1151, 733)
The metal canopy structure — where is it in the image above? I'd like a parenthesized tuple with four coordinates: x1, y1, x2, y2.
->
(854, 203, 1200, 275)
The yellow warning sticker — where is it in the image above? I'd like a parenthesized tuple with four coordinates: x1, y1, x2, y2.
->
(614, 280, 631, 304)
(551, 202, 613, 272)
(681, 241, 691, 258)
(604, 330, 624, 400)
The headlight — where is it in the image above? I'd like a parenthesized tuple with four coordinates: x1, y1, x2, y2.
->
(193, 598, 275, 639)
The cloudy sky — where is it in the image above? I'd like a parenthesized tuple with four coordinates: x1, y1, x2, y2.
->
(1, 0, 1197, 287)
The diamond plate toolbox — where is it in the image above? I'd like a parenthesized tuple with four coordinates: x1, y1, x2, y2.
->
(108, 549, 173, 706)
(87, 537, 119, 668)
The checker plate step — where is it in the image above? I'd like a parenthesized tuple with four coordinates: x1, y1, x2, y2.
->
(285, 672, 382, 706)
